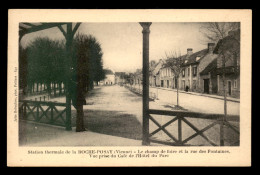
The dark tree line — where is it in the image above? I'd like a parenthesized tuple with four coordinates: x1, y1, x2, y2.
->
(19, 34, 105, 98)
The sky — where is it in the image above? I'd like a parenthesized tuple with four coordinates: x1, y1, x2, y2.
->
(20, 22, 207, 73)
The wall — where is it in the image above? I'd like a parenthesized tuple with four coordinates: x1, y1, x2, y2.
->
(104, 74, 115, 85)
(217, 74, 240, 98)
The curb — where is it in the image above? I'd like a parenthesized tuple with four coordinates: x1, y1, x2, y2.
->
(151, 87, 240, 103)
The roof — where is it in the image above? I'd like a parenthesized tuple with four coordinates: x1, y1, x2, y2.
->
(162, 49, 209, 69)
(104, 69, 114, 75)
(213, 29, 240, 54)
(150, 59, 164, 74)
(183, 49, 208, 66)
(115, 72, 125, 76)
(200, 58, 217, 75)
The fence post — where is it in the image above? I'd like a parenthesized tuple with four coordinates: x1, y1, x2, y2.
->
(51, 104, 54, 124)
(178, 116, 182, 145)
(36, 103, 39, 121)
(23, 102, 27, 119)
(220, 119, 224, 146)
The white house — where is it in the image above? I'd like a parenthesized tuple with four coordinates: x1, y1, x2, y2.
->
(99, 69, 115, 85)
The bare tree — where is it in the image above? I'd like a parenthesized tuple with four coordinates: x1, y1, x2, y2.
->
(164, 51, 184, 107)
(200, 22, 240, 119)
(199, 22, 240, 44)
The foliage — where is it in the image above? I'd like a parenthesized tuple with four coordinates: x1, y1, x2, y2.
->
(21, 34, 105, 95)
(26, 37, 66, 85)
(73, 34, 105, 91)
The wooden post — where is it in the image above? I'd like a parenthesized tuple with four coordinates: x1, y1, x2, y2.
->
(140, 22, 152, 145)
(65, 23, 72, 131)
(178, 116, 182, 145)
(23, 102, 27, 119)
(36, 104, 39, 121)
(220, 119, 224, 146)
(51, 104, 54, 124)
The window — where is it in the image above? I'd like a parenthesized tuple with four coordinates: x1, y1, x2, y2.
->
(182, 69, 185, 77)
(234, 80, 237, 89)
(193, 66, 197, 76)
(188, 68, 190, 76)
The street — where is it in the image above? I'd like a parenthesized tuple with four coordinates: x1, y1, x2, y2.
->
(83, 85, 239, 146)
(149, 86, 240, 115)
(20, 85, 239, 146)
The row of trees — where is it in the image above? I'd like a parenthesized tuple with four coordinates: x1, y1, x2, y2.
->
(19, 34, 105, 97)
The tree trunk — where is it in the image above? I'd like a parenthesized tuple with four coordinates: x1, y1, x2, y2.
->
(47, 82, 51, 96)
(76, 105, 86, 132)
(54, 82, 56, 97)
(59, 82, 62, 96)
(223, 65, 227, 118)
(36, 83, 39, 92)
(177, 78, 179, 107)
(32, 82, 35, 93)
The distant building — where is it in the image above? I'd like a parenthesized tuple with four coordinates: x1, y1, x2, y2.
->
(149, 59, 164, 87)
(159, 63, 175, 89)
(99, 69, 115, 85)
(133, 69, 142, 85)
(115, 72, 126, 85)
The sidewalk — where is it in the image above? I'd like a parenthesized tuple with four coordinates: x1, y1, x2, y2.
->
(19, 120, 142, 146)
(152, 86, 240, 103)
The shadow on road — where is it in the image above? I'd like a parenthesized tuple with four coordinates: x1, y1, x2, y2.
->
(80, 110, 142, 140)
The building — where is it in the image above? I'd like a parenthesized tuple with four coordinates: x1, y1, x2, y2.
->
(149, 59, 164, 87)
(115, 72, 126, 85)
(159, 63, 175, 88)
(133, 68, 142, 85)
(99, 69, 115, 85)
(213, 29, 240, 98)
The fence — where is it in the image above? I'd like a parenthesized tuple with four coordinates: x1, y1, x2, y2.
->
(19, 100, 71, 130)
(124, 84, 157, 100)
(147, 109, 240, 146)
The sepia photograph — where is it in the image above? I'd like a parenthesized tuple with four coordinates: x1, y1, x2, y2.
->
(8, 9, 251, 166)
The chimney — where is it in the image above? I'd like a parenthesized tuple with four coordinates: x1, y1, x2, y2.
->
(187, 48, 193, 56)
(208, 43, 215, 54)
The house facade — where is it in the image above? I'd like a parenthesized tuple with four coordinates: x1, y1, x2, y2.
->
(213, 29, 240, 98)
(159, 65, 175, 89)
(99, 69, 115, 85)
(149, 59, 164, 87)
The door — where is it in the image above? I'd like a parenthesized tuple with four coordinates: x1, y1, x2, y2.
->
(228, 81, 232, 96)
(161, 80, 164, 87)
(204, 79, 209, 94)
(167, 80, 169, 88)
